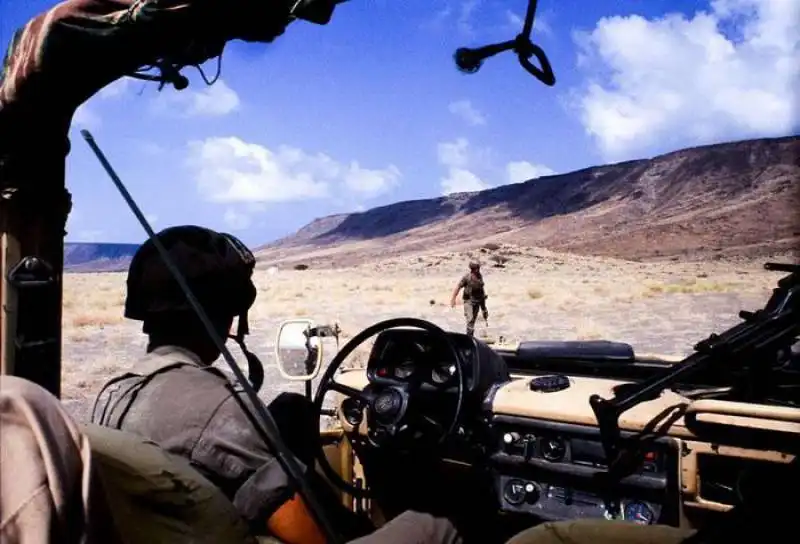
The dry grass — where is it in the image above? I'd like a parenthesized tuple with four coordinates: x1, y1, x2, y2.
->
(59, 248, 783, 421)
(63, 273, 126, 334)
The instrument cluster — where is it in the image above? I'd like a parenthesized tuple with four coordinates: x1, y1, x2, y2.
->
(366, 329, 479, 390)
(372, 340, 470, 388)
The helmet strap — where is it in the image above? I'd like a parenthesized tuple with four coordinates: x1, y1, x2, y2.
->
(229, 311, 265, 392)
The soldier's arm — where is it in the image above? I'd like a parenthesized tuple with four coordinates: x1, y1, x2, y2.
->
(266, 495, 327, 544)
(450, 276, 467, 306)
(450, 278, 465, 306)
(194, 395, 326, 543)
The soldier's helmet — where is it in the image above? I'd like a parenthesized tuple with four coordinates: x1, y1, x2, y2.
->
(469, 260, 481, 270)
(124, 225, 257, 328)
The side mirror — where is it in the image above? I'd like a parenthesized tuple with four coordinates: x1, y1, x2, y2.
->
(275, 319, 323, 381)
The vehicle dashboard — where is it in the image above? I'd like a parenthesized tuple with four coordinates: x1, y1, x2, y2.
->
(334, 335, 799, 531)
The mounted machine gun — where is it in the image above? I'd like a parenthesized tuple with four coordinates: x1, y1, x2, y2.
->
(590, 262, 800, 472)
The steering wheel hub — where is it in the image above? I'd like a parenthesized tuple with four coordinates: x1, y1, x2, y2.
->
(373, 388, 404, 420)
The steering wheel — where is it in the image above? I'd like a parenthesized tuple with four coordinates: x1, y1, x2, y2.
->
(313, 317, 467, 499)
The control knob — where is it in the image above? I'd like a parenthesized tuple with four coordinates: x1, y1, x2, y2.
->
(503, 479, 527, 505)
(503, 479, 540, 506)
(523, 482, 540, 503)
(503, 432, 520, 445)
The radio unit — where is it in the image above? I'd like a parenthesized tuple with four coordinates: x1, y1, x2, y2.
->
(489, 416, 680, 526)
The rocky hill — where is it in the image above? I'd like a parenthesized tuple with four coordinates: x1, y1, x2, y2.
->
(64, 242, 139, 272)
(256, 136, 799, 268)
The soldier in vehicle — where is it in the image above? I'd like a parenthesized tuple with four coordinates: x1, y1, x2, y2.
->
(88, 225, 461, 544)
(450, 261, 489, 337)
(0, 370, 458, 544)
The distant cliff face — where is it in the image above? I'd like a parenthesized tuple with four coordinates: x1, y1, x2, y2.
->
(256, 136, 799, 267)
(64, 243, 140, 272)
(64, 136, 799, 273)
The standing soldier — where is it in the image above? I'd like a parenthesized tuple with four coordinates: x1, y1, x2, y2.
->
(450, 260, 488, 337)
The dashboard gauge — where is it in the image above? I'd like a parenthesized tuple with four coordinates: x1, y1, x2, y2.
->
(393, 360, 415, 380)
(623, 501, 654, 525)
(431, 362, 456, 384)
(540, 437, 567, 462)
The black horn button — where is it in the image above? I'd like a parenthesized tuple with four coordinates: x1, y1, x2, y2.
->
(372, 389, 403, 420)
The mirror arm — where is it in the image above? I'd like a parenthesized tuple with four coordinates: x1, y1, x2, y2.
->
(306, 323, 340, 339)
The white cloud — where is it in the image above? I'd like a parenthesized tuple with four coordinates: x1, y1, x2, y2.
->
(223, 208, 252, 231)
(437, 137, 471, 169)
(344, 162, 402, 198)
(457, 0, 481, 35)
(437, 138, 491, 194)
(152, 80, 240, 117)
(572, 0, 800, 161)
(71, 76, 136, 130)
(506, 161, 555, 184)
(437, 137, 553, 195)
(448, 99, 487, 126)
(72, 104, 102, 129)
(441, 168, 490, 194)
(422, 0, 483, 35)
(145, 213, 159, 226)
(186, 136, 401, 204)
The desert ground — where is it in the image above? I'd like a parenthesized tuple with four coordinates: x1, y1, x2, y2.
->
(60, 246, 788, 421)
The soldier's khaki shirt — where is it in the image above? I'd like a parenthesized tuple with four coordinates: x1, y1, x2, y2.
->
(90, 345, 302, 526)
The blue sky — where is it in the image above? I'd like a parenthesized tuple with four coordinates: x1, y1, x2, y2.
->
(2, 0, 798, 246)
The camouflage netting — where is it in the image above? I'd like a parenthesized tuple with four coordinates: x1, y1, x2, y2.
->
(0, 0, 294, 194)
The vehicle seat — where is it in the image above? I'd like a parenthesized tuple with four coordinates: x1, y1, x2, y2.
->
(80, 423, 282, 544)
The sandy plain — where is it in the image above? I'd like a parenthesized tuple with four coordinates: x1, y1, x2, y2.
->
(58, 246, 789, 422)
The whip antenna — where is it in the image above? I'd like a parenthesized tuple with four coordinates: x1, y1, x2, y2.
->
(80, 129, 342, 544)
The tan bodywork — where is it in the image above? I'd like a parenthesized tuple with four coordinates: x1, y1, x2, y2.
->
(332, 366, 798, 530)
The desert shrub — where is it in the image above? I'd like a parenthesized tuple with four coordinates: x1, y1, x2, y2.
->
(490, 254, 509, 267)
(482, 242, 501, 251)
(293, 263, 309, 271)
(527, 288, 544, 300)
